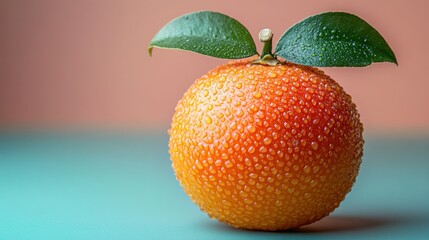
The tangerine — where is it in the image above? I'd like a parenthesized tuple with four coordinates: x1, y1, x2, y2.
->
(169, 59, 364, 230)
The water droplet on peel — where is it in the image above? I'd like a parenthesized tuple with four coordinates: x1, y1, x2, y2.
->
(215, 160, 222, 166)
(311, 142, 319, 150)
(206, 173, 215, 182)
(291, 179, 299, 185)
(240, 190, 248, 197)
(205, 116, 212, 124)
(263, 137, 272, 145)
(313, 166, 320, 173)
(249, 173, 258, 179)
(253, 92, 262, 99)
(247, 125, 256, 133)
(248, 146, 255, 154)
(196, 160, 204, 169)
(304, 165, 311, 174)
(204, 136, 213, 143)
(324, 127, 330, 134)
(225, 161, 233, 168)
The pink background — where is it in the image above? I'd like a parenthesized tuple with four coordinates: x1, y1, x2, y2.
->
(0, 0, 428, 132)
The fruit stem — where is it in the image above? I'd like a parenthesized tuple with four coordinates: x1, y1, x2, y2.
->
(260, 28, 273, 57)
(252, 29, 280, 66)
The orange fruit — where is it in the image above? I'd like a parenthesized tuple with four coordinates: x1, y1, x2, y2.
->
(169, 58, 364, 230)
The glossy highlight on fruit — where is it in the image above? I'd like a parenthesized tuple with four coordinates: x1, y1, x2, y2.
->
(169, 59, 364, 230)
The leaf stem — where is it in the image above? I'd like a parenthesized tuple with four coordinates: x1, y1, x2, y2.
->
(252, 29, 280, 66)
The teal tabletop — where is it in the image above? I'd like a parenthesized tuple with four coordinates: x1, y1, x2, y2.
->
(0, 132, 428, 240)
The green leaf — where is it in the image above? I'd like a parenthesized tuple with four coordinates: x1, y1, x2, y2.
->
(148, 11, 257, 59)
(275, 12, 397, 67)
